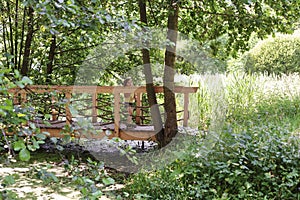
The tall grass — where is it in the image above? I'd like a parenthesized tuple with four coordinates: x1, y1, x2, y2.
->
(123, 73, 300, 199)
(188, 72, 300, 133)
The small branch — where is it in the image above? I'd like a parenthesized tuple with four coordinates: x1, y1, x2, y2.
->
(2, 129, 15, 157)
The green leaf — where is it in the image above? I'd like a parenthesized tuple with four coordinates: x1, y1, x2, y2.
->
(21, 76, 33, 85)
(50, 137, 58, 144)
(81, 187, 88, 195)
(35, 133, 47, 140)
(56, 145, 64, 151)
(3, 175, 15, 186)
(27, 144, 35, 151)
(91, 190, 103, 197)
(37, 140, 45, 144)
(19, 148, 30, 161)
(13, 140, 26, 151)
(33, 139, 40, 149)
(29, 123, 36, 130)
(102, 177, 115, 185)
(15, 81, 25, 89)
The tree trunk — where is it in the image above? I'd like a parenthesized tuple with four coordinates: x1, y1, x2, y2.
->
(138, 0, 164, 144)
(46, 35, 56, 84)
(14, 0, 19, 66)
(18, 7, 26, 71)
(1, 19, 9, 69)
(163, 0, 179, 145)
(6, 0, 14, 59)
(21, 6, 34, 76)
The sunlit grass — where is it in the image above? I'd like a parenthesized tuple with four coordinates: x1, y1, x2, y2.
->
(186, 72, 300, 132)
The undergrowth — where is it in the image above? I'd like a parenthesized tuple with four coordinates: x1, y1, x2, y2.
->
(123, 73, 300, 199)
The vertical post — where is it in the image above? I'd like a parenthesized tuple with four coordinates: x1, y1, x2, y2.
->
(183, 92, 189, 127)
(13, 92, 20, 105)
(51, 95, 58, 121)
(92, 93, 97, 123)
(113, 91, 120, 138)
(20, 92, 27, 105)
(135, 92, 141, 125)
(65, 92, 72, 125)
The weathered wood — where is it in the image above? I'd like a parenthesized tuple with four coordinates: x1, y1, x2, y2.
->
(136, 92, 141, 124)
(113, 91, 121, 138)
(8, 85, 198, 141)
(65, 92, 72, 125)
(21, 92, 26, 104)
(9, 85, 198, 95)
(183, 92, 189, 127)
(92, 93, 97, 123)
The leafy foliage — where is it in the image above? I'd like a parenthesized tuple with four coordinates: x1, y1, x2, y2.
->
(244, 32, 300, 75)
(123, 73, 300, 199)
(124, 126, 300, 199)
(0, 67, 48, 161)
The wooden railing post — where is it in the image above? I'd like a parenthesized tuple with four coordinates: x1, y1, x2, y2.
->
(65, 92, 72, 125)
(51, 95, 58, 121)
(92, 93, 97, 123)
(20, 92, 27, 105)
(135, 92, 141, 125)
(113, 91, 120, 138)
(13, 93, 20, 105)
(183, 92, 189, 127)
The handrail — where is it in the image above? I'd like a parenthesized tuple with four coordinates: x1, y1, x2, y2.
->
(9, 85, 198, 137)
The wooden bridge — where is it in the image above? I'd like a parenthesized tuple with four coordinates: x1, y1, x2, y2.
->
(9, 85, 198, 141)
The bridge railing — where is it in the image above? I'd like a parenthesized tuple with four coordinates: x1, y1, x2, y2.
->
(9, 85, 198, 137)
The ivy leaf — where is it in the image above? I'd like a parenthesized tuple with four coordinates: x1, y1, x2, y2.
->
(50, 137, 58, 144)
(21, 76, 33, 85)
(35, 133, 47, 140)
(3, 175, 15, 186)
(19, 148, 30, 161)
(32, 138, 40, 149)
(13, 140, 26, 151)
(15, 81, 25, 89)
(102, 177, 115, 185)
(91, 191, 103, 197)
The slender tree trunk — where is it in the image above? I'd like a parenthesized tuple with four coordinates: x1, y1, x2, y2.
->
(138, 0, 164, 143)
(6, 0, 14, 66)
(7, 1, 13, 56)
(2, 19, 9, 69)
(18, 8, 26, 71)
(163, 0, 179, 145)
(14, 0, 19, 66)
(46, 35, 56, 84)
(21, 6, 34, 76)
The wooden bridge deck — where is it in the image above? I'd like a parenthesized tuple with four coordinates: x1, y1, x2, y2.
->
(8, 85, 198, 141)
(34, 120, 157, 141)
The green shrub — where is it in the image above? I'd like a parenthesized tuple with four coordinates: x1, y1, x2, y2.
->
(244, 32, 300, 75)
(124, 125, 300, 199)
(0, 67, 49, 161)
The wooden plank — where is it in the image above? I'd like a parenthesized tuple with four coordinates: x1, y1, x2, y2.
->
(65, 92, 72, 125)
(183, 92, 189, 127)
(9, 85, 198, 94)
(21, 92, 27, 104)
(7, 85, 198, 139)
(51, 95, 58, 120)
(92, 93, 97, 123)
(113, 92, 121, 138)
(119, 130, 157, 141)
(135, 92, 141, 124)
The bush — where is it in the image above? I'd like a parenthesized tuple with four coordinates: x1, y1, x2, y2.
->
(123, 125, 300, 199)
(0, 67, 49, 161)
(244, 32, 300, 75)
